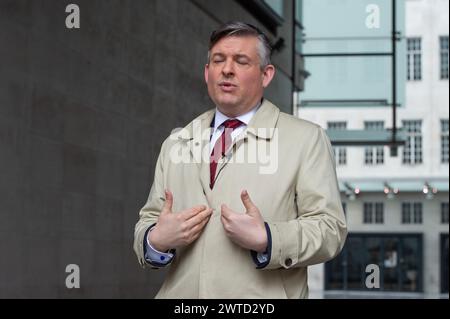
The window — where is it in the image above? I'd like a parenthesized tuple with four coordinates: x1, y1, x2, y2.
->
(325, 234, 423, 292)
(442, 202, 449, 224)
(364, 203, 372, 223)
(294, 0, 303, 54)
(413, 203, 423, 224)
(402, 202, 423, 224)
(235, 0, 283, 34)
(440, 36, 449, 80)
(407, 38, 422, 81)
(403, 120, 423, 164)
(364, 121, 385, 165)
(402, 203, 411, 223)
(375, 203, 384, 223)
(441, 119, 449, 163)
(364, 202, 384, 224)
(262, 0, 284, 17)
(328, 122, 347, 166)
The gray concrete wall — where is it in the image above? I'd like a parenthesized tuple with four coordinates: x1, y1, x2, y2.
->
(0, 0, 296, 298)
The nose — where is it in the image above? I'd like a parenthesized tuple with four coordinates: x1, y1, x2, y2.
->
(221, 59, 235, 77)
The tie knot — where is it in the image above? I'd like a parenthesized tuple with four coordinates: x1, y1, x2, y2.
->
(222, 119, 243, 130)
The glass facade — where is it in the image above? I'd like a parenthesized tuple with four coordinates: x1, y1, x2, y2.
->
(295, 0, 303, 54)
(262, 0, 284, 17)
(326, 234, 423, 292)
(299, 0, 406, 110)
(441, 234, 449, 293)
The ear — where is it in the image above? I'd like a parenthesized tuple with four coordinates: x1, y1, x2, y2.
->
(204, 64, 210, 85)
(262, 64, 275, 88)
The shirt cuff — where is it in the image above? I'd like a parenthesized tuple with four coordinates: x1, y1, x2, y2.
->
(143, 225, 175, 267)
(250, 222, 272, 269)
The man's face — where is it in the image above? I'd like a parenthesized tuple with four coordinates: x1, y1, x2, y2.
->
(205, 36, 275, 116)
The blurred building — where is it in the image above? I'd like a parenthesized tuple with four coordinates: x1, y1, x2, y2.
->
(0, 0, 305, 298)
(298, 0, 449, 298)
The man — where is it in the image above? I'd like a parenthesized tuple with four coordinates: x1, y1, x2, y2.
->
(133, 21, 347, 299)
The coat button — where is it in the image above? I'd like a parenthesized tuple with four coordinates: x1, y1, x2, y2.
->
(285, 258, 292, 267)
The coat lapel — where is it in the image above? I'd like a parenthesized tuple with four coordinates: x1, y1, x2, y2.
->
(175, 109, 215, 191)
(214, 99, 281, 185)
(174, 99, 281, 192)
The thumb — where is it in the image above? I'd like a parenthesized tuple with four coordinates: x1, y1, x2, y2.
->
(220, 204, 230, 216)
(162, 189, 173, 214)
(241, 190, 257, 215)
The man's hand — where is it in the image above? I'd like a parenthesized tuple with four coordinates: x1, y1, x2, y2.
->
(149, 190, 213, 252)
(220, 190, 268, 253)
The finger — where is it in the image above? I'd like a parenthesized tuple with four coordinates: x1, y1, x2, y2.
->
(220, 215, 231, 234)
(188, 217, 211, 242)
(181, 205, 208, 220)
(220, 214, 227, 225)
(162, 189, 173, 213)
(189, 223, 207, 243)
(220, 204, 232, 219)
(185, 208, 212, 229)
(240, 190, 255, 212)
(189, 215, 211, 236)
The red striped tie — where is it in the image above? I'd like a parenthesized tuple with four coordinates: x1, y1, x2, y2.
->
(210, 119, 243, 189)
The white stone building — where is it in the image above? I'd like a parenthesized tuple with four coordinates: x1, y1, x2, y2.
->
(298, 0, 449, 298)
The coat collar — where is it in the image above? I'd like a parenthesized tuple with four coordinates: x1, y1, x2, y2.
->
(174, 98, 280, 142)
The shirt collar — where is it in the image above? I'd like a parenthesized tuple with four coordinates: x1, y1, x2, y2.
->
(212, 101, 262, 131)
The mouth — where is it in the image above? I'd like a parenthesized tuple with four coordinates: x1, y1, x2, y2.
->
(218, 82, 237, 92)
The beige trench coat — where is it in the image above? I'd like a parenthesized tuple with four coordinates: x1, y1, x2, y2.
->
(133, 99, 347, 298)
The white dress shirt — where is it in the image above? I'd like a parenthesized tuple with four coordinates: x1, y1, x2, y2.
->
(209, 103, 261, 155)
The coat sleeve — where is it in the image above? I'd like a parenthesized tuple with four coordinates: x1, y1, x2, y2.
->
(263, 126, 348, 270)
(133, 139, 168, 268)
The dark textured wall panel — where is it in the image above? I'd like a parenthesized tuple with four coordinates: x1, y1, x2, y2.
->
(0, 0, 295, 298)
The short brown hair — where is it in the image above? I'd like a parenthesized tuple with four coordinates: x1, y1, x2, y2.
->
(207, 21, 272, 69)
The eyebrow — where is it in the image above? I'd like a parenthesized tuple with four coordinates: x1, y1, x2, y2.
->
(211, 53, 225, 59)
